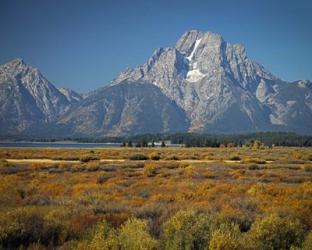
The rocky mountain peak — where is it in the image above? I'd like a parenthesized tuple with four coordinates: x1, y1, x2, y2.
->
(0, 58, 29, 81)
(1, 30, 311, 136)
(110, 30, 312, 134)
(3, 58, 26, 68)
(0, 59, 82, 135)
(175, 30, 224, 56)
(7, 58, 25, 67)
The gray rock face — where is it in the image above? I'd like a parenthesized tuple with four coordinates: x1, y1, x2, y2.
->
(0, 59, 77, 136)
(1, 30, 312, 137)
(59, 81, 189, 136)
(113, 30, 312, 134)
(58, 87, 82, 103)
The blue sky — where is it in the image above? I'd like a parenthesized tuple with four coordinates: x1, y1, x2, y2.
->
(0, 0, 311, 93)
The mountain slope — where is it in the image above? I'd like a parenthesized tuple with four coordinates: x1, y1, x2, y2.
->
(58, 87, 82, 103)
(58, 81, 189, 136)
(1, 30, 312, 137)
(0, 59, 77, 136)
(113, 30, 312, 134)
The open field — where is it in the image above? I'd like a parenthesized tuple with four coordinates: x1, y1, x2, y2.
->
(1, 147, 312, 249)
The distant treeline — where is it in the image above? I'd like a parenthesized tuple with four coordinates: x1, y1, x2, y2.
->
(123, 132, 312, 147)
(9, 132, 312, 147)
(168, 132, 312, 147)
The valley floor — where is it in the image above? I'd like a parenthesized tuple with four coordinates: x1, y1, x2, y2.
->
(1, 147, 312, 249)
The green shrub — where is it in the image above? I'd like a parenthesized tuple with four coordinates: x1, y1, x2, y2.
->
(246, 215, 305, 250)
(303, 231, 312, 250)
(242, 158, 266, 164)
(248, 164, 260, 170)
(90, 218, 156, 250)
(230, 155, 241, 161)
(118, 218, 157, 250)
(209, 223, 243, 250)
(90, 220, 118, 250)
(149, 153, 161, 161)
(80, 155, 100, 162)
(255, 160, 266, 164)
(129, 154, 149, 160)
(165, 155, 180, 160)
(0, 207, 66, 248)
(162, 210, 214, 250)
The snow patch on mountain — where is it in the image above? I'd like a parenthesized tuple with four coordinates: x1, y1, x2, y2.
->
(186, 38, 202, 61)
(186, 69, 205, 82)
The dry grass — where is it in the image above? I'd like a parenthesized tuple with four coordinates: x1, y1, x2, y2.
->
(1, 146, 312, 248)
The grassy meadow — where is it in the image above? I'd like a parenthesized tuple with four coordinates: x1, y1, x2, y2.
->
(1, 146, 312, 249)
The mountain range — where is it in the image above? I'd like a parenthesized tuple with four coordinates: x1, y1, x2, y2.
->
(1, 30, 312, 138)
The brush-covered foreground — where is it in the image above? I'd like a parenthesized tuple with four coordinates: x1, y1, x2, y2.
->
(1, 147, 312, 249)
